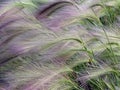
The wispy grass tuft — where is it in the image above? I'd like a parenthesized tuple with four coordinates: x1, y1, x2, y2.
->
(1, 0, 120, 90)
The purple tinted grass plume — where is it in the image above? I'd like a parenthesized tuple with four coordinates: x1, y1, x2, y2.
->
(0, 5, 25, 64)
(0, 2, 49, 65)
(4, 59, 72, 90)
(35, 0, 80, 31)
(0, 0, 81, 65)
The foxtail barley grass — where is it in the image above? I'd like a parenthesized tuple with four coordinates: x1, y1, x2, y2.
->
(0, 0, 120, 90)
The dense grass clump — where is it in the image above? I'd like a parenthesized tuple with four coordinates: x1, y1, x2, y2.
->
(0, 0, 120, 90)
